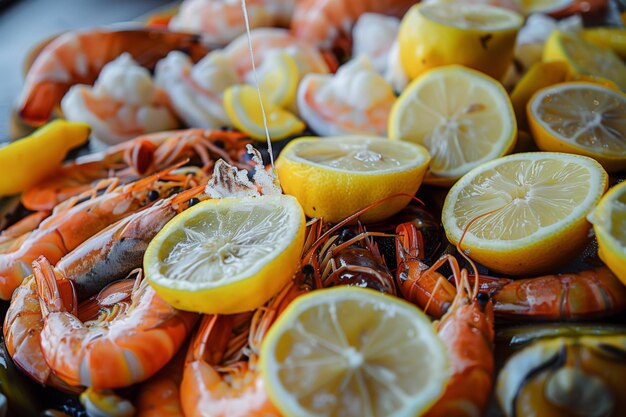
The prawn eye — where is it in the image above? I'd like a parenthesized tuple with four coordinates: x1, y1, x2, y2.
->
(188, 198, 200, 207)
(148, 190, 160, 201)
(302, 264, 315, 277)
(338, 228, 355, 244)
(476, 292, 490, 309)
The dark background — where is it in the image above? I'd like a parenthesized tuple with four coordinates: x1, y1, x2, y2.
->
(0, 0, 174, 140)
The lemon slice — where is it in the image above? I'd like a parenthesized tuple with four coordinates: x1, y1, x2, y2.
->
(389, 65, 516, 183)
(144, 195, 306, 314)
(276, 136, 431, 223)
(256, 50, 299, 108)
(260, 286, 450, 417)
(442, 152, 608, 275)
(528, 82, 626, 173)
(224, 84, 305, 141)
(588, 181, 626, 285)
(398, 3, 523, 81)
(543, 31, 626, 92)
(510, 61, 569, 129)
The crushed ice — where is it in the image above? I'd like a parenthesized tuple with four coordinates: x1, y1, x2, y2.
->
(205, 144, 281, 198)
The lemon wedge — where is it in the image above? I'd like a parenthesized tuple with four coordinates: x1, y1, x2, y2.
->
(389, 65, 516, 183)
(276, 136, 430, 223)
(256, 50, 299, 108)
(442, 152, 608, 276)
(224, 84, 305, 141)
(144, 195, 306, 314)
(543, 31, 626, 92)
(0, 120, 89, 196)
(528, 82, 626, 173)
(588, 181, 626, 285)
(398, 3, 523, 81)
(260, 286, 450, 417)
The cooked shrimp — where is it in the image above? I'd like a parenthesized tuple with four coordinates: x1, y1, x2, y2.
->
(61, 54, 179, 144)
(136, 350, 186, 417)
(297, 55, 395, 136)
(17, 28, 210, 126)
(33, 261, 197, 389)
(351, 13, 408, 92)
(0, 166, 190, 300)
(169, 0, 297, 45)
(155, 50, 238, 129)
(291, 0, 417, 57)
(352, 13, 401, 73)
(21, 129, 249, 211)
(4, 185, 204, 390)
(3, 275, 78, 391)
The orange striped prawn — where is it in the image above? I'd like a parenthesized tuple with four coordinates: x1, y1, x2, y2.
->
(425, 266, 495, 417)
(397, 209, 626, 320)
(21, 129, 249, 211)
(3, 185, 205, 389)
(33, 262, 197, 389)
(478, 267, 626, 320)
(0, 164, 195, 300)
(17, 28, 211, 126)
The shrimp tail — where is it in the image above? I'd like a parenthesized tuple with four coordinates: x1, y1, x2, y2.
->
(33, 256, 76, 316)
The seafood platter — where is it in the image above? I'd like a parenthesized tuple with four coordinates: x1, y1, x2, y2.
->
(1, 0, 626, 416)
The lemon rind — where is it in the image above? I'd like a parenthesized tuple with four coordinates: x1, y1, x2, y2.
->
(282, 136, 431, 175)
(145, 195, 305, 291)
(443, 152, 608, 251)
(260, 287, 451, 417)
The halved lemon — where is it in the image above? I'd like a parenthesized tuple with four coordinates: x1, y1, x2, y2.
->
(510, 61, 569, 129)
(224, 84, 305, 141)
(442, 152, 608, 276)
(260, 286, 450, 417)
(256, 50, 299, 108)
(389, 65, 516, 184)
(543, 31, 626, 92)
(276, 136, 431, 223)
(528, 82, 626, 173)
(144, 195, 306, 314)
(398, 3, 523, 81)
(588, 181, 626, 284)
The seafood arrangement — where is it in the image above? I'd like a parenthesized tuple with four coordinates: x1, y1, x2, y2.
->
(1, 0, 626, 416)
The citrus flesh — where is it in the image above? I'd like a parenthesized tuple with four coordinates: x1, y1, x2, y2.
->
(144, 195, 306, 314)
(257, 50, 299, 108)
(224, 84, 305, 141)
(442, 152, 608, 275)
(389, 65, 516, 183)
(276, 136, 430, 223)
(543, 31, 626, 92)
(260, 287, 450, 417)
(528, 82, 626, 173)
(398, 3, 523, 81)
(588, 181, 626, 284)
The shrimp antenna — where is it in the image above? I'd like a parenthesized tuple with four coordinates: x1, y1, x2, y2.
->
(303, 193, 425, 263)
(456, 202, 512, 299)
(240, 0, 280, 189)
